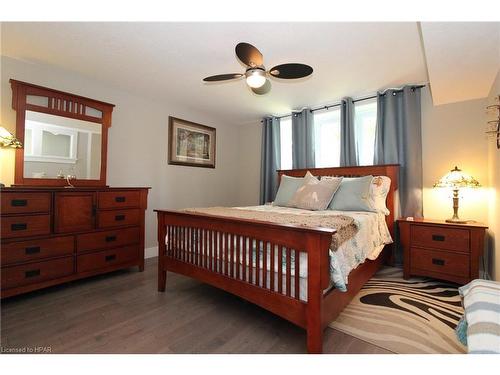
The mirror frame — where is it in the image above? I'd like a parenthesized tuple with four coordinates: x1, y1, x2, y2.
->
(10, 79, 114, 187)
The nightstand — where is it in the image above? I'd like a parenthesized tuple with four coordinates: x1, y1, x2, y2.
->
(398, 218, 488, 285)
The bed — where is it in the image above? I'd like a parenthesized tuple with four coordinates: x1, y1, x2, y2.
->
(155, 164, 399, 353)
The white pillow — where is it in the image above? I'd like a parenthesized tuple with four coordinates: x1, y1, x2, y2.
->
(288, 172, 343, 211)
(368, 176, 391, 215)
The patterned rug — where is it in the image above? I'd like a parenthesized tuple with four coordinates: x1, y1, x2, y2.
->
(328, 267, 467, 354)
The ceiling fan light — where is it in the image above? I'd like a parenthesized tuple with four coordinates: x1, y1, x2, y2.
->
(245, 69, 266, 88)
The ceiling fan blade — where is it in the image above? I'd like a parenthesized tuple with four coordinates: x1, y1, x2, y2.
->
(251, 79, 271, 95)
(269, 63, 313, 79)
(235, 42, 263, 67)
(203, 73, 244, 82)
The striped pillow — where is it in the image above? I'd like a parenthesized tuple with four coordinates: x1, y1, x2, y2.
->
(458, 279, 500, 354)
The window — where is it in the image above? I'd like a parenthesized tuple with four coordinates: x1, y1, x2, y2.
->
(279, 116, 292, 170)
(354, 99, 377, 166)
(277, 98, 378, 169)
(313, 108, 341, 167)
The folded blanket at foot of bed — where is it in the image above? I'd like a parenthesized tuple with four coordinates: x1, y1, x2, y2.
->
(456, 279, 500, 354)
(184, 206, 358, 249)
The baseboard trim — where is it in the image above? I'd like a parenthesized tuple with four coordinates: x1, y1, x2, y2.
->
(145, 246, 158, 259)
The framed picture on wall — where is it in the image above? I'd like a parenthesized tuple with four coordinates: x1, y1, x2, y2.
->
(168, 116, 216, 168)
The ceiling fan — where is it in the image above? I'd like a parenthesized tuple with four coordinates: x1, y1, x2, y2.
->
(203, 42, 313, 95)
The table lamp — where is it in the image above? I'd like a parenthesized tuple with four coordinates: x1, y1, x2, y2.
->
(0, 126, 23, 188)
(433, 166, 480, 223)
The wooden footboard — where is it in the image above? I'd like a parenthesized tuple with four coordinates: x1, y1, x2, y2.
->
(155, 209, 334, 353)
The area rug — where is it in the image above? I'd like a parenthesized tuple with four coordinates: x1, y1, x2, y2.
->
(328, 267, 467, 354)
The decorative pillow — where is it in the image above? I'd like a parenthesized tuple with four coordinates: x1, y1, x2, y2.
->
(368, 176, 391, 215)
(273, 173, 313, 207)
(327, 175, 373, 211)
(288, 174, 343, 211)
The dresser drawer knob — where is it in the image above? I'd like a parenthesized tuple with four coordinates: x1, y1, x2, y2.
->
(25, 269, 40, 278)
(432, 258, 445, 266)
(11, 199, 28, 207)
(105, 254, 116, 262)
(25, 246, 41, 255)
(105, 235, 117, 242)
(11, 223, 27, 231)
(432, 234, 445, 242)
(115, 196, 126, 203)
(115, 215, 125, 221)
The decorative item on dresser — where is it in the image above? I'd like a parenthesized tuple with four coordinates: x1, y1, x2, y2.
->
(398, 218, 487, 285)
(1, 187, 149, 298)
(1, 80, 150, 298)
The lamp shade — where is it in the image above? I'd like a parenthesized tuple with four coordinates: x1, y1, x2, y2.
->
(0, 126, 23, 148)
(433, 166, 480, 189)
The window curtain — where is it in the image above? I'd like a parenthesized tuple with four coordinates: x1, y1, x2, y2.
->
(339, 97, 358, 166)
(260, 117, 281, 204)
(374, 86, 423, 218)
(292, 109, 315, 169)
(374, 86, 423, 264)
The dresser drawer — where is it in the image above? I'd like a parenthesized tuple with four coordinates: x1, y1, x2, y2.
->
(1, 257, 74, 289)
(410, 247, 469, 278)
(411, 225, 470, 252)
(1, 214, 51, 239)
(1, 236, 74, 265)
(77, 227, 140, 253)
(77, 245, 139, 273)
(1, 192, 51, 215)
(98, 191, 141, 209)
(97, 209, 140, 229)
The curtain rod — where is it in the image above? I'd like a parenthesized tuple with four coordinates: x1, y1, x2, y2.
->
(262, 84, 426, 122)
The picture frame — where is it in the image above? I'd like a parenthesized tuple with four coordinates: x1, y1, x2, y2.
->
(168, 116, 216, 168)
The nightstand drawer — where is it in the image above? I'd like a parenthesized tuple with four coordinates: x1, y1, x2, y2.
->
(411, 225, 470, 252)
(410, 247, 469, 278)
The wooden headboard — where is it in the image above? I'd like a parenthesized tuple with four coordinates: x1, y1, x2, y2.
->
(277, 164, 400, 236)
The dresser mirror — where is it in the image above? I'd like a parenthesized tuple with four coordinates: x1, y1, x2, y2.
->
(10, 80, 114, 187)
(24, 110, 102, 180)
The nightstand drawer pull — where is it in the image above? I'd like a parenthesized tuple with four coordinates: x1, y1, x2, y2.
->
(115, 215, 125, 221)
(115, 196, 126, 203)
(25, 246, 41, 255)
(432, 258, 445, 266)
(432, 234, 445, 242)
(105, 235, 117, 242)
(105, 254, 116, 262)
(25, 269, 40, 278)
(11, 223, 27, 231)
(11, 199, 28, 207)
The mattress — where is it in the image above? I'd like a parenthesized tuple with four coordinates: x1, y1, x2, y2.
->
(165, 205, 393, 300)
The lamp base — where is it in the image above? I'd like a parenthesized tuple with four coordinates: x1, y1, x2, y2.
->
(445, 218, 469, 224)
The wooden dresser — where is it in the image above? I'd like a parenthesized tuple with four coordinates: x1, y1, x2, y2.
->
(398, 218, 487, 285)
(1, 186, 149, 298)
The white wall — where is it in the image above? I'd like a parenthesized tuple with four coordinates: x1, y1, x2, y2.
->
(487, 70, 500, 280)
(0, 55, 241, 249)
(237, 123, 261, 205)
(421, 87, 489, 224)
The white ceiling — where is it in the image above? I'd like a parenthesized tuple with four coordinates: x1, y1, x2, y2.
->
(1, 22, 498, 125)
(420, 22, 500, 105)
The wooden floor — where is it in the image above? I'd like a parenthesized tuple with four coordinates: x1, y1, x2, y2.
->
(1, 257, 391, 354)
